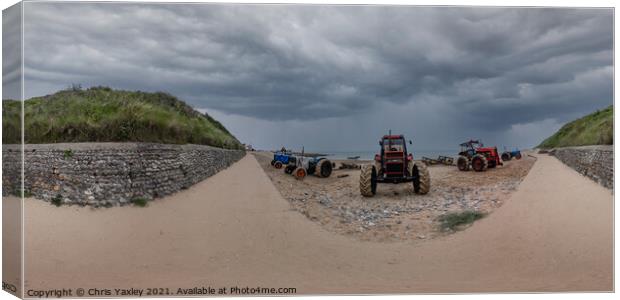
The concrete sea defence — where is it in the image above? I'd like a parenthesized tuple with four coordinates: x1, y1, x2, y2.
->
(2, 143, 245, 206)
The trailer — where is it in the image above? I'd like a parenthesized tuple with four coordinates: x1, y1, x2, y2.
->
(422, 156, 454, 166)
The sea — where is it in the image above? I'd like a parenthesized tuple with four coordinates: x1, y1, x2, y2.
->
(321, 149, 456, 160)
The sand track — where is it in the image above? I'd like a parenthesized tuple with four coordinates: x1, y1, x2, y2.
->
(22, 153, 612, 294)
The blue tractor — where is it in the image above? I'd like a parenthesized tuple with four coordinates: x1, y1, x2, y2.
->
(271, 151, 296, 169)
(501, 148, 522, 161)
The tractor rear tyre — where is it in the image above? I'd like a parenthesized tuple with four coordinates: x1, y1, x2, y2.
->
(293, 167, 307, 180)
(501, 152, 511, 162)
(515, 153, 522, 160)
(360, 164, 377, 197)
(471, 154, 488, 172)
(411, 162, 430, 195)
(457, 156, 470, 171)
(315, 159, 333, 178)
(375, 162, 383, 177)
(274, 161, 283, 169)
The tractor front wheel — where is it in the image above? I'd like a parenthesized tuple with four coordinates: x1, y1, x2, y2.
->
(315, 159, 333, 178)
(412, 162, 430, 195)
(515, 153, 522, 160)
(271, 160, 276, 166)
(274, 161, 283, 169)
(457, 156, 470, 171)
(360, 164, 377, 197)
(471, 154, 488, 172)
(293, 167, 307, 180)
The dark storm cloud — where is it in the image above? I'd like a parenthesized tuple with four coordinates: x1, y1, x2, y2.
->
(21, 3, 612, 139)
(3, 2, 22, 100)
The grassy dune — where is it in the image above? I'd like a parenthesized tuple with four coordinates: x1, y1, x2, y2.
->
(2, 86, 242, 149)
(538, 105, 613, 149)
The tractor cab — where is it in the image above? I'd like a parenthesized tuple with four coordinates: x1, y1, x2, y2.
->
(458, 140, 483, 158)
(375, 135, 413, 180)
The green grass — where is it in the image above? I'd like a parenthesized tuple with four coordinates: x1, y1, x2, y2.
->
(2, 86, 243, 149)
(63, 149, 73, 159)
(130, 197, 149, 207)
(538, 105, 613, 149)
(438, 210, 486, 231)
(12, 188, 32, 198)
(51, 194, 63, 207)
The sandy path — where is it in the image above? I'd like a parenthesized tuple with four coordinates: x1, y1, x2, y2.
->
(23, 153, 612, 294)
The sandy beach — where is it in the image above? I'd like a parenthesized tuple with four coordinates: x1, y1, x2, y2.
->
(254, 151, 536, 241)
(20, 152, 612, 294)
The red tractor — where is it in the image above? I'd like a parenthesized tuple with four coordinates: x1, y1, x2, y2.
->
(456, 140, 502, 172)
(359, 134, 430, 197)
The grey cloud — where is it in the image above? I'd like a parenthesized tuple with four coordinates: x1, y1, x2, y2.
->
(3, 2, 22, 100)
(15, 3, 614, 149)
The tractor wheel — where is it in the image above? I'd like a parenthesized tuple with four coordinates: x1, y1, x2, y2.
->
(412, 162, 430, 195)
(375, 162, 383, 177)
(270, 160, 276, 166)
(315, 159, 333, 178)
(407, 160, 415, 176)
(501, 152, 511, 162)
(293, 167, 307, 180)
(471, 154, 488, 172)
(284, 165, 295, 175)
(359, 164, 377, 197)
(274, 161, 283, 169)
(515, 153, 522, 160)
(457, 156, 470, 171)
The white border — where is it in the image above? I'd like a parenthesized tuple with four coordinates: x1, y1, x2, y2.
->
(0, 1, 617, 300)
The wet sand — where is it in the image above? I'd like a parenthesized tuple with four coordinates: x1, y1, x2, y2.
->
(21, 153, 612, 294)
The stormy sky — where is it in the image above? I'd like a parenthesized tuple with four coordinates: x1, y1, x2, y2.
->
(5, 2, 614, 151)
